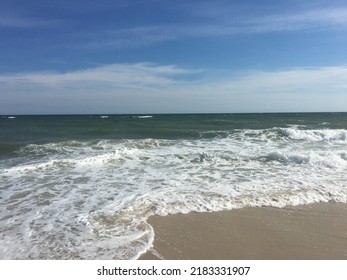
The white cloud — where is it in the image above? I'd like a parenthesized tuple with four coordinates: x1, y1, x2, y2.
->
(187, 66, 347, 112)
(0, 63, 194, 90)
(220, 66, 347, 93)
(1, 63, 347, 114)
(0, 63, 199, 114)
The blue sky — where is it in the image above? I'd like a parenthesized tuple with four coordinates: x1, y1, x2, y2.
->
(1, 0, 347, 114)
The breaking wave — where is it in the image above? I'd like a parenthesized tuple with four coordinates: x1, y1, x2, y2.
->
(1, 125, 347, 259)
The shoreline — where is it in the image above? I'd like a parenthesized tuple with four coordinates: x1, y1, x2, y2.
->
(139, 202, 347, 260)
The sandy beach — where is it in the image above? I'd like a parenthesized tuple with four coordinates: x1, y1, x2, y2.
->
(139, 203, 347, 260)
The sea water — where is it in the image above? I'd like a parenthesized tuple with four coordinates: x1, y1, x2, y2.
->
(0, 113, 346, 259)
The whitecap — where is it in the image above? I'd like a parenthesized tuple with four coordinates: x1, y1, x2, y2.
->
(133, 115, 153, 119)
(279, 127, 347, 143)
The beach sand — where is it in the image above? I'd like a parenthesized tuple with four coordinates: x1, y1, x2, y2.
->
(139, 203, 347, 260)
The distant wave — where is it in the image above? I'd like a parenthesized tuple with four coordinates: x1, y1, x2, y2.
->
(133, 115, 153, 119)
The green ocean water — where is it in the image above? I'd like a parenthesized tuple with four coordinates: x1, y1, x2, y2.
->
(2, 112, 347, 144)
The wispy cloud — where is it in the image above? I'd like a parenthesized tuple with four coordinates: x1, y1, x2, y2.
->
(0, 63, 197, 114)
(0, 63, 197, 92)
(86, 26, 178, 49)
(87, 7, 347, 49)
(246, 8, 347, 33)
(219, 66, 347, 93)
(1, 63, 347, 114)
(184, 66, 347, 112)
(192, 7, 347, 33)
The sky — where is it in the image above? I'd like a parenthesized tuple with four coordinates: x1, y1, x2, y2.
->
(1, 0, 347, 114)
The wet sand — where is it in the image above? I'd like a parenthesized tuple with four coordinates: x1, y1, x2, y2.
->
(139, 203, 347, 260)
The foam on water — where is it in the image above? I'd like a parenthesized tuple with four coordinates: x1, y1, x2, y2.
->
(279, 127, 347, 142)
(133, 115, 153, 119)
(1, 126, 347, 259)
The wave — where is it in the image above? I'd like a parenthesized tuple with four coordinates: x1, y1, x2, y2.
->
(197, 127, 347, 145)
(134, 187, 347, 217)
(263, 151, 347, 168)
(133, 115, 153, 119)
(2, 128, 347, 259)
(3, 130, 347, 175)
(0, 143, 23, 155)
(278, 127, 347, 143)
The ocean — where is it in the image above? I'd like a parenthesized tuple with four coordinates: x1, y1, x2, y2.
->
(1, 113, 347, 259)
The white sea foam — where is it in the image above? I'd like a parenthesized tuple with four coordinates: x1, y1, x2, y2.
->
(133, 115, 153, 119)
(264, 150, 347, 168)
(279, 127, 347, 143)
(1, 127, 347, 259)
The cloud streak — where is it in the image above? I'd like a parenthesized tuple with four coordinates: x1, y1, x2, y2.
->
(1, 63, 347, 114)
(88, 7, 347, 49)
(246, 8, 347, 33)
(0, 63, 194, 89)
